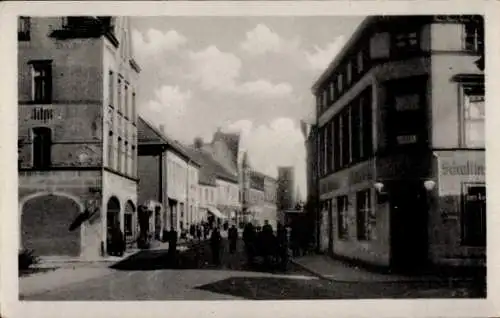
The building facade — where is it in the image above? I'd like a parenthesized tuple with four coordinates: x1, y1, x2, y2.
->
(18, 16, 140, 259)
(312, 15, 485, 271)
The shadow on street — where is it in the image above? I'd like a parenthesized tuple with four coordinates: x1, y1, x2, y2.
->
(110, 239, 299, 275)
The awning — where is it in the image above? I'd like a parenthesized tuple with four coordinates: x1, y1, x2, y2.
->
(206, 206, 227, 219)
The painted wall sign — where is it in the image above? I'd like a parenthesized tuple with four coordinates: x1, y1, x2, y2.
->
(437, 151, 485, 196)
(320, 160, 374, 195)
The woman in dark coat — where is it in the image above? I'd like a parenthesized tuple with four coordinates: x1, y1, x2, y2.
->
(210, 227, 222, 266)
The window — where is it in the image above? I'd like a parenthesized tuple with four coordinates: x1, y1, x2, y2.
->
(329, 82, 335, 101)
(322, 90, 328, 111)
(323, 125, 328, 174)
(30, 61, 52, 104)
(124, 213, 133, 236)
(108, 71, 114, 107)
(333, 115, 342, 171)
(337, 195, 349, 239)
(392, 30, 420, 55)
(32, 127, 52, 169)
(337, 73, 343, 93)
(361, 89, 373, 157)
(117, 136, 122, 172)
(117, 77, 122, 113)
(18, 17, 30, 41)
(462, 84, 485, 148)
(330, 120, 335, 171)
(464, 21, 484, 53)
(346, 62, 353, 85)
(357, 51, 364, 74)
(124, 140, 129, 175)
(107, 131, 114, 168)
(341, 109, 350, 166)
(356, 190, 374, 240)
(461, 184, 486, 246)
(132, 91, 137, 123)
(351, 99, 361, 162)
(123, 84, 130, 118)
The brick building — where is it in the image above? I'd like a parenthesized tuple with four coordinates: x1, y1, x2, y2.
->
(312, 15, 485, 272)
(18, 16, 141, 259)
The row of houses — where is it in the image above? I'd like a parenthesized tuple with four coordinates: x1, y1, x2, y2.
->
(17, 16, 278, 261)
(305, 15, 485, 273)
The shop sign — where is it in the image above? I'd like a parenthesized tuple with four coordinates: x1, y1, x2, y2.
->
(437, 152, 485, 195)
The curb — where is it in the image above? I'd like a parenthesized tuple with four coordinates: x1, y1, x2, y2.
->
(290, 259, 472, 284)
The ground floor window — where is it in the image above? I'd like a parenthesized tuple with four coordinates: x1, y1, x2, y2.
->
(356, 189, 375, 240)
(461, 183, 486, 246)
(124, 213, 133, 236)
(337, 195, 349, 239)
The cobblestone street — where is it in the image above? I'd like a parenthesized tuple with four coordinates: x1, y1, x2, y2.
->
(21, 239, 481, 300)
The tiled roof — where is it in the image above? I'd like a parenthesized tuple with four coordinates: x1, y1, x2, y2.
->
(137, 117, 200, 166)
(185, 146, 239, 184)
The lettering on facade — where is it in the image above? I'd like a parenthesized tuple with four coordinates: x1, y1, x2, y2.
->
(441, 160, 485, 176)
(31, 107, 54, 123)
(320, 163, 373, 195)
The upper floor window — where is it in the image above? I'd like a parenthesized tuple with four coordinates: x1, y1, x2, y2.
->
(329, 82, 335, 101)
(337, 73, 344, 93)
(32, 127, 52, 169)
(392, 30, 420, 55)
(30, 60, 52, 104)
(346, 62, 353, 85)
(117, 77, 122, 113)
(108, 70, 114, 108)
(464, 21, 484, 53)
(132, 91, 137, 123)
(124, 84, 129, 118)
(18, 17, 31, 41)
(462, 84, 485, 148)
(357, 51, 364, 74)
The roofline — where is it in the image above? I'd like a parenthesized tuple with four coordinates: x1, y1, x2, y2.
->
(138, 116, 201, 166)
(311, 16, 376, 95)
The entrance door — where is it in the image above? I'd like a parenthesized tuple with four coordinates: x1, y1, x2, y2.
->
(390, 183, 429, 273)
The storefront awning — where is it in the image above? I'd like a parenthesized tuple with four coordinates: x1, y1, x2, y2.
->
(207, 206, 227, 219)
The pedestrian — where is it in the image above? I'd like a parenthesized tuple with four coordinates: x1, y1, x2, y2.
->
(261, 220, 274, 269)
(168, 227, 178, 267)
(210, 227, 222, 266)
(277, 222, 288, 271)
(228, 224, 238, 254)
(190, 224, 196, 240)
(243, 222, 256, 266)
(291, 223, 300, 257)
(196, 225, 202, 242)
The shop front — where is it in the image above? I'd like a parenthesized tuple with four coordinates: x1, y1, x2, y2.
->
(430, 150, 486, 267)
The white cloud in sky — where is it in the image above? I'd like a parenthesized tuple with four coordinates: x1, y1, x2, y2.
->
(187, 45, 294, 99)
(132, 28, 187, 62)
(304, 36, 346, 71)
(140, 85, 193, 140)
(240, 24, 299, 56)
(225, 117, 307, 197)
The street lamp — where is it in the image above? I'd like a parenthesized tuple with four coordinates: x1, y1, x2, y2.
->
(374, 181, 388, 204)
(423, 180, 436, 192)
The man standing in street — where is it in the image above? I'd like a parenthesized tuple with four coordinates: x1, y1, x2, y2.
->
(277, 222, 288, 271)
(210, 227, 222, 266)
(228, 224, 238, 254)
(168, 227, 178, 267)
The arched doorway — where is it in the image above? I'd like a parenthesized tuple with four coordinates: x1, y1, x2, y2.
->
(106, 196, 121, 234)
(21, 193, 81, 256)
(124, 200, 136, 241)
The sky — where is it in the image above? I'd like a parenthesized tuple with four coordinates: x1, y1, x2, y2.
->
(131, 16, 365, 197)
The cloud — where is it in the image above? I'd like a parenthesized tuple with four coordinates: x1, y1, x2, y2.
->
(187, 45, 242, 91)
(304, 36, 346, 71)
(139, 85, 193, 140)
(240, 24, 301, 56)
(224, 117, 307, 197)
(132, 28, 187, 62)
(187, 45, 294, 99)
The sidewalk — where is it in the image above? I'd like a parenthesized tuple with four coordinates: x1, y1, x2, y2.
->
(19, 267, 115, 297)
(291, 254, 461, 283)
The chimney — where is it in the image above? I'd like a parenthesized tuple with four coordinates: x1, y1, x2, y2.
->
(194, 137, 203, 149)
(159, 124, 165, 134)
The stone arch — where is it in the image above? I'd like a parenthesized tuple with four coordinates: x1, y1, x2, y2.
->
(20, 192, 83, 257)
(124, 200, 136, 239)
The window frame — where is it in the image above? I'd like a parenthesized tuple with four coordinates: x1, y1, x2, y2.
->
(31, 127, 52, 169)
(391, 28, 421, 57)
(337, 195, 349, 240)
(18, 16, 31, 41)
(460, 82, 485, 148)
(356, 189, 374, 241)
(30, 60, 53, 104)
(463, 21, 484, 53)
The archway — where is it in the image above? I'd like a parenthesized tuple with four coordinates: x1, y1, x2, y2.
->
(124, 200, 136, 240)
(21, 193, 81, 256)
(106, 196, 121, 233)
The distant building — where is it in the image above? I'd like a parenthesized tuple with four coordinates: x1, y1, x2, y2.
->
(17, 16, 140, 259)
(137, 117, 201, 239)
(277, 167, 295, 212)
(312, 15, 485, 272)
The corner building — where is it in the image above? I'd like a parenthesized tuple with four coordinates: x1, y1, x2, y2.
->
(313, 15, 485, 272)
(18, 17, 140, 260)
